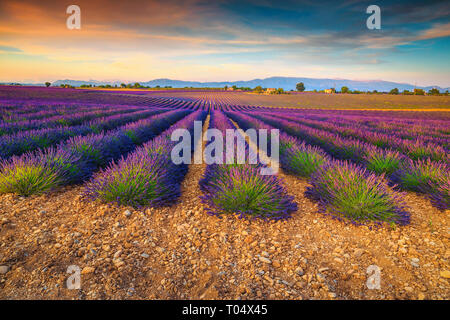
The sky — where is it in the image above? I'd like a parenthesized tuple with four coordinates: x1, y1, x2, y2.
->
(0, 0, 449, 86)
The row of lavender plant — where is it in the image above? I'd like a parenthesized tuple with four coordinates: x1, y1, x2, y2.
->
(199, 111, 297, 220)
(0, 102, 71, 117)
(0, 108, 169, 159)
(0, 93, 200, 123)
(250, 106, 450, 122)
(251, 113, 449, 211)
(226, 112, 329, 178)
(267, 112, 449, 160)
(226, 111, 410, 226)
(84, 110, 207, 207)
(0, 95, 203, 130)
(265, 111, 448, 149)
(225, 106, 449, 139)
(253, 113, 405, 173)
(277, 110, 450, 135)
(270, 111, 450, 146)
(1, 104, 120, 123)
(0, 105, 150, 136)
(0, 86, 191, 108)
(322, 114, 450, 141)
(0, 110, 191, 196)
(0, 101, 143, 118)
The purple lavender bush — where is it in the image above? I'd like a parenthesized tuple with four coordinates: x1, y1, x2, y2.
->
(84, 111, 206, 207)
(425, 176, 449, 211)
(306, 160, 410, 226)
(226, 111, 328, 178)
(363, 147, 403, 175)
(281, 142, 329, 178)
(0, 110, 190, 196)
(83, 150, 176, 207)
(391, 158, 449, 210)
(199, 111, 297, 220)
(0, 148, 80, 196)
(0, 109, 166, 159)
(200, 163, 297, 220)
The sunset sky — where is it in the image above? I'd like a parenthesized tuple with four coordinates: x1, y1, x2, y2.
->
(0, 0, 449, 86)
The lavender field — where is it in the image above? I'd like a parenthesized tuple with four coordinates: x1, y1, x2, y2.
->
(0, 86, 448, 300)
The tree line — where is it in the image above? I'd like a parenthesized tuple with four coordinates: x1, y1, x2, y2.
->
(42, 81, 448, 95)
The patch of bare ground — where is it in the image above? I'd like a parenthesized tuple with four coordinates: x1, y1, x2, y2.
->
(0, 116, 448, 300)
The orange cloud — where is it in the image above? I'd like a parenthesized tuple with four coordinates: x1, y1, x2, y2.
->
(0, 0, 448, 86)
(416, 22, 450, 40)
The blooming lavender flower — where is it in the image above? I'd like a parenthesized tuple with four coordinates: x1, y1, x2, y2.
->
(84, 151, 177, 207)
(0, 110, 190, 195)
(391, 158, 449, 210)
(363, 147, 404, 175)
(84, 111, 207, 207)
(305, 160, 410, 226)
(199, 111, 297, 220)
(281, 143, 329, 177)
(0, 109, 166, 159)
(0, 147, 80, 196)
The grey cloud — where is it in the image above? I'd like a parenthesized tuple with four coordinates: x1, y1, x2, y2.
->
(0, 45, 22, 52)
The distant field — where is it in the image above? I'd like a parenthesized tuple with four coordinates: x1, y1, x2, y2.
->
(149, 91, 450, 110)
(2, 86, 448, 111)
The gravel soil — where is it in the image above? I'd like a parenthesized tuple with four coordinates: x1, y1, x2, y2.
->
(0, 117, 448, 300)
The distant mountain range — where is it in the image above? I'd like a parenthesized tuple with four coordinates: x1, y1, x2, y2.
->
(5, 77, 450, 92)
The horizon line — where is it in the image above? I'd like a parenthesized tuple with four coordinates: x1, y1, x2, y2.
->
(1, 76, 449, 89)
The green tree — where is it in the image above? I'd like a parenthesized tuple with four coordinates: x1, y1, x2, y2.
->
(341, 86, 349, 93)
(428, 88, 440, 95)
(45, 82, 51, 87)
(296, 82, 305, 92)
(254, 85, 263, 93)
(389, 88, 399, 95)
(414, 88, 425, 95)
(120, 83, 126, 88)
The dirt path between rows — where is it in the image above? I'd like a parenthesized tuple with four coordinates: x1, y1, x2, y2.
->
(0, 115, 448, 299)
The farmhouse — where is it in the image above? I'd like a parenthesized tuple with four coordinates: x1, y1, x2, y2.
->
(324, 88, 335, 94)
(265, 88, 276, 94)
